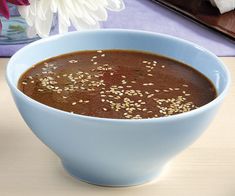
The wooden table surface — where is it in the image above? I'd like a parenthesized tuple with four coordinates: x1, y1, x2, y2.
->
(0, 58, 234, 196)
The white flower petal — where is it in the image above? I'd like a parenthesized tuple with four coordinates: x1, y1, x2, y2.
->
(89, 6, 108, 21)
(58, 12, 69, 34)
(71, 15, 100, 30)
(50, 0, 58, 13)
(38, 10, 54, 37)
(37, 0, 51, 21)
(17, 5, 29, 18)
(106, 0, 125, 11)
(29, 0, 37, 16)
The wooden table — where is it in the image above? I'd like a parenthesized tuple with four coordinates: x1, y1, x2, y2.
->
(0, 58, 234, 196)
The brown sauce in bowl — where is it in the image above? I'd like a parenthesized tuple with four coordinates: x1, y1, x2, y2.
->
(18, 50, 217, 119)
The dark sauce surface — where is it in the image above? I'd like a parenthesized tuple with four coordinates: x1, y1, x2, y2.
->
(18, 50, 217, 119)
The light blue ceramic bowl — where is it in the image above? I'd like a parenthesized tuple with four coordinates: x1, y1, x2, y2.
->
(6, 29, 230, 186)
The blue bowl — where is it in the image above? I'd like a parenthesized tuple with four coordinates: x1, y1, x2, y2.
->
(6, 29, 230, 186)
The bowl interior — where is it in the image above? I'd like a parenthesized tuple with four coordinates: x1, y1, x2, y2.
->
(7, 30, 229, 96)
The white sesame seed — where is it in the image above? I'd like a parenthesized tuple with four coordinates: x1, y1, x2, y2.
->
(69, 60, 78, 63)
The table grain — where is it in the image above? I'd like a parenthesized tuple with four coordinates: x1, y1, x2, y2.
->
(0, 58, 234, 196)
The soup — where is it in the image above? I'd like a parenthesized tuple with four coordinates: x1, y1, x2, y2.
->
(18, 50, 216, 119)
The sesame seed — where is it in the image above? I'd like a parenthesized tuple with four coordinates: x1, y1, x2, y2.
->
(69, 60, 78, 63)
(147, 94, 154, 98)
(182, 84, 189, 87)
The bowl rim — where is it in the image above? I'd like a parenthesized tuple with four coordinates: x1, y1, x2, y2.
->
(6, 29, 231, 123)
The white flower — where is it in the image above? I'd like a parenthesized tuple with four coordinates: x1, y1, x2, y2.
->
(18, 0, 125, 38)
